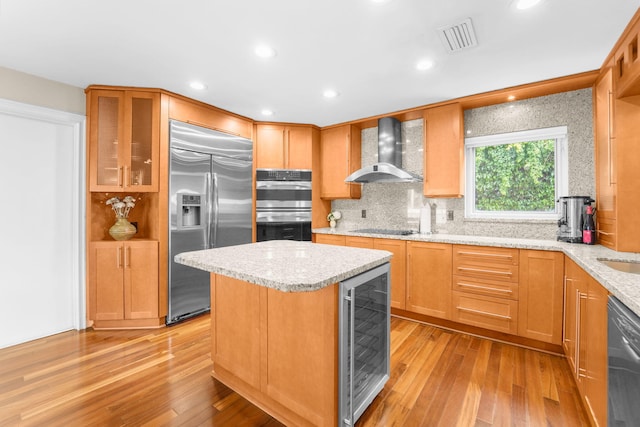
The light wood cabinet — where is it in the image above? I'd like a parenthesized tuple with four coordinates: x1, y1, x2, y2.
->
(423, 103, 464, 198)
(255, 124, 314, 169)
(563, 257, 608, 427)
(87, 89, 160, 192)
(344, 235, 374, 248)
(612, 12, 640, 98)
(594, 68, 617, 247)
(373, 239, 407, 310)
(211, 274, 338, 426)
(314, 233, 346, 246)
(518, 250, 564, 345)
(168, 96, 253, 139)
(406, 241, 452, 319)
(89, 240, 160, 328)
(451, 245, 519, 334)
(320, 125, 361, 199)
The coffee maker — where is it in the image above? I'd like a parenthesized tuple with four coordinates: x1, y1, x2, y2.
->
(557, 196, 594, 243)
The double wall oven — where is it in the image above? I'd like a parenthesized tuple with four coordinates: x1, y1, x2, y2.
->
(256, 168, 312, 242)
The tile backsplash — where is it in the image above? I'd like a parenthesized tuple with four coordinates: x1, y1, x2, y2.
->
(331, 88, 594, 240)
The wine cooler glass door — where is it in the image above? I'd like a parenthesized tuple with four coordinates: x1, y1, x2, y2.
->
(339, 263, 390, 426)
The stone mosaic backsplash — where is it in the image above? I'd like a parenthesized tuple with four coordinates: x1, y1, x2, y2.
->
(331, 88, 594, 240)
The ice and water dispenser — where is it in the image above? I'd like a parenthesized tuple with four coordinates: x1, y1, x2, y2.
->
(177, 194, 203, 228)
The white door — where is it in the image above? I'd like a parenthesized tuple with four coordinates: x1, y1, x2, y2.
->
(0, 99, 85, 349)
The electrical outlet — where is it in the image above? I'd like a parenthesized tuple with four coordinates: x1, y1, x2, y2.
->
(447, 210, 454, 221)
(361, 209, 366, 218)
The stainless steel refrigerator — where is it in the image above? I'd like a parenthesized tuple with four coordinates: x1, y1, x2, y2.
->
(168, 120, 253, 325)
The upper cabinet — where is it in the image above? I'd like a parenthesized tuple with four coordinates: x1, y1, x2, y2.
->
(320, 124, 361, 199)
(594, 9, 640, 252)
(423, 103, 464, 198)
(169, 96, 253, 139)
(255, 124, 313, 169)
(87, 89, 160, 192)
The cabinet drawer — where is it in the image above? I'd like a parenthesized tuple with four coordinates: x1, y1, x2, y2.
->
(453, 245, 519, 282)
(452, 291, 518, 335)
(596, 217, 616, 249)
(452, 275, 518, 300)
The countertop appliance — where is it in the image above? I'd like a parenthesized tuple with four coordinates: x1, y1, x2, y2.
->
(339, 262, 390, 427)
(168, 120, 253, 325)
(256, 168, 312, 242)
(608, 296, 640, 425)
(557, 196, 594, 243)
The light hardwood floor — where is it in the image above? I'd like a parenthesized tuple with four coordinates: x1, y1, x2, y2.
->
(0, 314, 588, 426)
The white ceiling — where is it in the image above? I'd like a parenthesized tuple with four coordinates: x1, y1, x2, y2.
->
(0, 0, 639, 127)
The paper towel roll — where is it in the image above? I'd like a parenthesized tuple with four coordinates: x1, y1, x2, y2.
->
(419, 205, 431, 234)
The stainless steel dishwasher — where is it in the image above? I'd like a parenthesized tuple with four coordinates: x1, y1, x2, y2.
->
(608, 296, 640, 425)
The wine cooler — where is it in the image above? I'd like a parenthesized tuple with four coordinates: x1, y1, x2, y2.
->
(339, 262, 390, 426)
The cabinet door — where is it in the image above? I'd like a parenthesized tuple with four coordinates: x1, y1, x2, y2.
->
(255, 124, 286, 169)
(406, 242, 452, 319)
(423, 103, 464, 198)
(287, 126, 313, 169)
(373, 239, 407, 310)
(563, 258, 579, 374)
(314, 233, 346, 246)
(345, 236, 374, 248)
(518, 250, 564, 345)
(90, 242, 125, 321)
(124, 241, 159, 319)
(584, 278, 608, 427)
(594, 69, 616, 229)
(320, 125, 361, 199)
(124, 91, 159, 191)
(89, 90, 125, 191)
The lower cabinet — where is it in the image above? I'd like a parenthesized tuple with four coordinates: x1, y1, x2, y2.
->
(89, 240, 160, 328)
(518, 250, 564, 345)
(372, 239, 407, 310)
(406, 241, 452, 319)
(211, 274, 338, 427)
(314, 233, 346, 246)
(564, 257, 608, 427)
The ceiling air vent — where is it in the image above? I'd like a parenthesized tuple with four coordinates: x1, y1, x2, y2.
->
(438, 18, 478, 53)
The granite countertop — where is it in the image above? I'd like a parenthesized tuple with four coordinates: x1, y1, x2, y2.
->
(174, 240, 392, 292)
(314, 227, 640, 316)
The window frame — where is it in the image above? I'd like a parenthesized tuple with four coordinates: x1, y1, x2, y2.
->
(464, 126, 569, 220)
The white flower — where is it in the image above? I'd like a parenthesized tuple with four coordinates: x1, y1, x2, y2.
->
(106, 195, 137, 218)
(327, 210, 342, 222)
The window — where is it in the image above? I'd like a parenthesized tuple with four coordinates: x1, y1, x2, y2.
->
(465, 126, 568, 219)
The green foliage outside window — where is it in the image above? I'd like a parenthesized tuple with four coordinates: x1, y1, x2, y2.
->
(474, 139, 556, 212)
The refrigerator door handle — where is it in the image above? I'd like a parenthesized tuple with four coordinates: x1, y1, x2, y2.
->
(211, 172, 219, 248)
(205, 172, 213, 249)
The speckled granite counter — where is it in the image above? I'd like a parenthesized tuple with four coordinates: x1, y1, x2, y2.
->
(174, 239, 392, 292)
(314, 227, 640, 316)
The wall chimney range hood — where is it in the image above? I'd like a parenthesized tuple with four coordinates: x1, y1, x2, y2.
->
(345, 117, 422, 183)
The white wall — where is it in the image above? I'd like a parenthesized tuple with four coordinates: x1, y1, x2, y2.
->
(0, 99, 85, 349)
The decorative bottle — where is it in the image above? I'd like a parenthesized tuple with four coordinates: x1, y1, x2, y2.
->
(582, 205, 596, 245)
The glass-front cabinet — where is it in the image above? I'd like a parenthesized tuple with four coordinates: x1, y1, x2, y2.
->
(88, 89, 159, 191)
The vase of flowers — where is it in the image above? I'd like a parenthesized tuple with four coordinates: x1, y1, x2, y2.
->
(327, 210, 342, 228)
(106, 195, 137, 241)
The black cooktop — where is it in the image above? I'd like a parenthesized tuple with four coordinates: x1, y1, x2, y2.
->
(351, 228, 416, 236)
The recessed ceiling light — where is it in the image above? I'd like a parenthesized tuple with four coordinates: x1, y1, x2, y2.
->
(416, 59, 434, 71)
(255, 44, 277, 58)
(261, 109, 274, 117)
(514, 0, 542, 10)
(323, 89, 339, 99)
(189, 81, 207, 90)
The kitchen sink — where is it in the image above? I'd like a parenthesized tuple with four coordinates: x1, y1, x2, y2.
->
(598, 258, 640, 275)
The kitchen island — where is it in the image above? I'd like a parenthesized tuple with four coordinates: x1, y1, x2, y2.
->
(175, 240, 392, 427)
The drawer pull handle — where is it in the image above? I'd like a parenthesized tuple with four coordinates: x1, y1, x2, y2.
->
(458, 282, 512, 294)
(456, 306, 512, 320)
(457, 267, 512, 276)
(457, 251, 513, 260)
(597, 230, 614, 236)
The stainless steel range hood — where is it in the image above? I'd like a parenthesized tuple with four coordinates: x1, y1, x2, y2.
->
(345, 117, 422, 183)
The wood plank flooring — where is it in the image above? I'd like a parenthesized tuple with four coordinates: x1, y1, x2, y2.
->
(0, 314, 589, 426)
